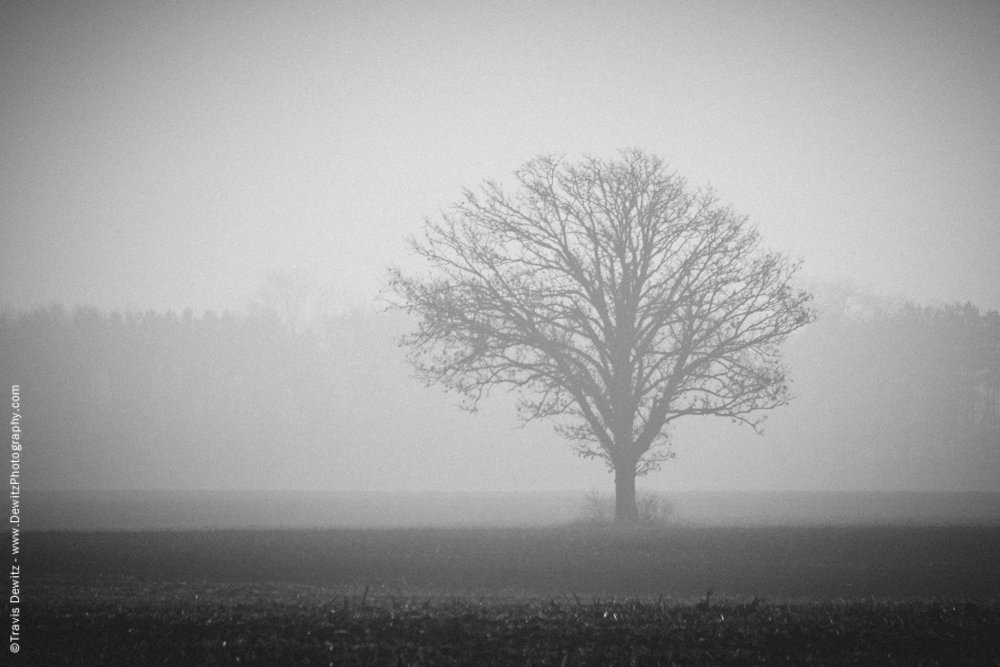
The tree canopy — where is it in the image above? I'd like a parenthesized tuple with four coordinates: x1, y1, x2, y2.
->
(389, 150, 815, 521)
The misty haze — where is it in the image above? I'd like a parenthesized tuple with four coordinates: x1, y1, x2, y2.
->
(3, 0, 999, 664)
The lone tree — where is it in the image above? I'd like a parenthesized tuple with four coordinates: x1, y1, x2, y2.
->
(388, 150, 815, 523)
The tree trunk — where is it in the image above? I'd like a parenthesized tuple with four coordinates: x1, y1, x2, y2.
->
(614, 465, 639, 524)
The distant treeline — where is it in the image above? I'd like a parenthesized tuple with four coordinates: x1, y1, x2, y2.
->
(0, 304, 404, 490)
(1, 287, 998, 491)
(781, 288, 1000, 489)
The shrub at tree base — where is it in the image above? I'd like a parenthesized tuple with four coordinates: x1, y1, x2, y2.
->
(579, 490, 675, 527)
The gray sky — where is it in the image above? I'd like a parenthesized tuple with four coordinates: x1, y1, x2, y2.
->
(2, 0, 999, 314)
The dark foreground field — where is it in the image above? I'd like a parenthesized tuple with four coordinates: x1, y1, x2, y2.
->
(21, 525, 1000, 665)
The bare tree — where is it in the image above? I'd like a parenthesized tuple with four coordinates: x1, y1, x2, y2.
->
(388, 150, 815, 523)
(254, 269, 318, 335)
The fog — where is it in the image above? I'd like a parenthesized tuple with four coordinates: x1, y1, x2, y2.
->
(3, 1, 998, 314)
(2, 1, 999, 515)
(3, 283, 998, 501)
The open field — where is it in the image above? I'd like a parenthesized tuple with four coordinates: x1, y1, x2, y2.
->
(19, 524, 1000, 664)
(28, 524, 1000, 599)
(30, 580, 1000, 666)
(26, 490, 1000, 530)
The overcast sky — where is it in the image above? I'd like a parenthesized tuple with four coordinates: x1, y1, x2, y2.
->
(2, 0, 998, 315)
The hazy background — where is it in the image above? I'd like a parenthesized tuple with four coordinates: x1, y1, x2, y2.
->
(2, 0, 998, 501)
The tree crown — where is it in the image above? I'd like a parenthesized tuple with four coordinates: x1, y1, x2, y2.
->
(388, 149, 815, 474)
